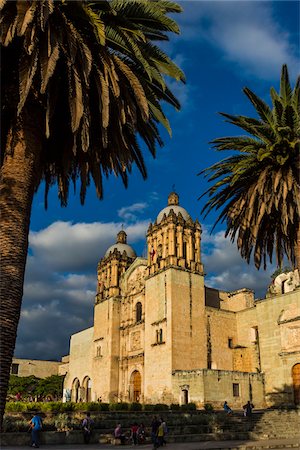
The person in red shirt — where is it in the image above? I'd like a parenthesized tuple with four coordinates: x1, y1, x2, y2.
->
(131, 422, 139, 445)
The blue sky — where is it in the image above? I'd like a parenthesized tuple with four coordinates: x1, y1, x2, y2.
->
(15, 1, 300, 361)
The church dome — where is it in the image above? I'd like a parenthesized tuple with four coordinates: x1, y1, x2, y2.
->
(105, 230, 136, 258)
(156, 192, 191, 223)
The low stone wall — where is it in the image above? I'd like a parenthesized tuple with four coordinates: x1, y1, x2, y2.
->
(1, 429, 120, 447)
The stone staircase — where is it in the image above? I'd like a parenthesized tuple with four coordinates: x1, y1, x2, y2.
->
(214, 410, 300, 440)
(1, 409, 299, 446)
(96, 409, 300, 444)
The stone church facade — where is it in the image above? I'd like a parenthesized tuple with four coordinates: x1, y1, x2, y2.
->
(61, 193, 300, 408)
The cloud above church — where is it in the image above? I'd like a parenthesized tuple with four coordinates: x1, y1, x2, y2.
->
(176, 1, 299, 80)
(201, 227, 274, 298)
(15, 219, 273, 361)
(118, 202, 149, 222)
(29, 220, 149, 271)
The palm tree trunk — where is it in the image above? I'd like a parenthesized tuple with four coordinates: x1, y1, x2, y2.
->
(0, 114, 42, 429)
(296, 221, 300, 273)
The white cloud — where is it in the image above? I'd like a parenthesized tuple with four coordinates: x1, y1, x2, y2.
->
(201, 226, 275, 298)
(177, 1, 299, 80)
(29, 220, 148, 271)
(118, 202, 148, 221)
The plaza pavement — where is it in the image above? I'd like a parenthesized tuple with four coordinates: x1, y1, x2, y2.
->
(3, 438, 300, 450)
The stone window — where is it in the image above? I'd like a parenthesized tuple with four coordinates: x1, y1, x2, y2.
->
(136, 302, 142, 322)
(233, 383, 240, 397)
(156, 328, 163, 344)
(11, 363, 19, 375)
(228, 338, 233, 348)
(96, 346, 102, 357)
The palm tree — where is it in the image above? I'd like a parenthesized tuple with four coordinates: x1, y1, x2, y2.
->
(200, 65, 300, 272)
(0, 0, 185, 426)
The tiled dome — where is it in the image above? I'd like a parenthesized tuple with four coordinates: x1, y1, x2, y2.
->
(156, 192, 191, 223)
(105, 231, 136, 258)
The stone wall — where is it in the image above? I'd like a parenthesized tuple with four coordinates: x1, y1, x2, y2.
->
(63, 327, 94, 401)
(236, 289, 300, 406)
(11, 358, 61, 379)
(205, 308, 237, 371)
(172, 369, 265, 408)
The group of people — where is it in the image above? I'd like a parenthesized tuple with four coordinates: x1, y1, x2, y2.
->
(151, 416, 168, 448)
(223, 400, 254, 417)
(114, 422, 146, 445)
(28, 402, 255, 448)
(114, 416, 168, 447)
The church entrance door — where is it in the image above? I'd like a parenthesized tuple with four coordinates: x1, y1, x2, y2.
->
(130, 370, 141, 402)
(292, 363, 300, 405)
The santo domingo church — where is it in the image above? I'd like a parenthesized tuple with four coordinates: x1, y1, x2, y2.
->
(60, 192, 300, 408)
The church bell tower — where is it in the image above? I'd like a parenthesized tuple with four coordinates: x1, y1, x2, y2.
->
(147, 192, 203, 275)
(93, 230, 136, 402)
(144, 192, 207, 404)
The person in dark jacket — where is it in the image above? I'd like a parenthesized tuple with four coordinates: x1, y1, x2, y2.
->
(82, 412, 94, 444)
(243, 400, 254, 417)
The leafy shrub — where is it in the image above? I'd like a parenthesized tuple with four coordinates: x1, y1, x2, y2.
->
(129, 402, 142, 411)
(170, 403, 180, 410)
(88, 402, 102, 411)
(60, 402, 75, 412)
(5, 402, 26, 412)
(181, 402, 197, 411)
(40, 401, 64, 412)
(143, 404, 154, 411)
(2, 416, 29, 432)
(153, 403, 169, 411)
(110, 402, 129, 411)
(73, 402, 90, 412)
(54, 413, 73, 432)
(99, 402, 109, 411)
(204, 403, 214, 412)
(25, 401, 44, 412)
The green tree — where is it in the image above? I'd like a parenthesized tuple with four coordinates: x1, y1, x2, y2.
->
(0, 0, 185, 426)
(200, 65, 300, 271)
(35, 375, 65, 400)
(8, 375, 40, 398)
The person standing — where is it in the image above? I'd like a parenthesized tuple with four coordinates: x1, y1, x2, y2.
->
(160, 418, 168, 446)
(130, 422, 139, 445)
(82, 411, 94, 444)
(243, 400, 254, 418)
(29, 413, 43, 448)
(156, 420, 164, 448)
(151, 416, 160, 448)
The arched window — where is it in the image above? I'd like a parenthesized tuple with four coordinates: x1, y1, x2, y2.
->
(136, 302, 142, 322)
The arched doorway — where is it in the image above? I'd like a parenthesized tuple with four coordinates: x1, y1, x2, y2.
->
(71, 378, 80, 403)
(130, 370, 141, 402)
(82, 377, 92, 402)
(182, 389, 189, 404)
(292, 363, 300, 405)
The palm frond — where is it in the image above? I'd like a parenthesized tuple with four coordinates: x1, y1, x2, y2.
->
(200, 64, 300, 270)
